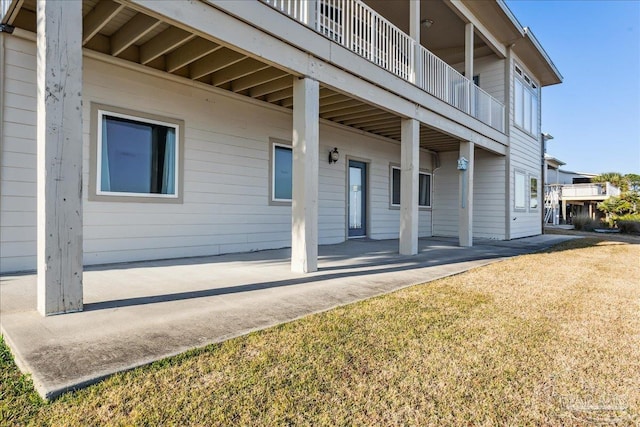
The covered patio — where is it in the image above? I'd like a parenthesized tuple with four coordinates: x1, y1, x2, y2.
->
(1, 234, 575, 399)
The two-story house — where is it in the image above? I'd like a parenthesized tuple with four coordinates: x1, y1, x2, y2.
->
(0, 0, 562, 315)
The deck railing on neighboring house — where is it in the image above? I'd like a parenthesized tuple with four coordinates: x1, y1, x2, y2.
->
(560, 183, 620, 198)
(263, 0, 506, 133)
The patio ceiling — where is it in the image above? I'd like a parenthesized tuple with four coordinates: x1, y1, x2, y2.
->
(9, 0, 463, 153)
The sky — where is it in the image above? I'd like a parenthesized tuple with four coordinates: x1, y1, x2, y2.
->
(504, 0, 640, 175)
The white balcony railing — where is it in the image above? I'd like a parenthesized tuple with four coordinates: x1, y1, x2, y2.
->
(263, 0, 505, 132)
(559, 183, 620, 198)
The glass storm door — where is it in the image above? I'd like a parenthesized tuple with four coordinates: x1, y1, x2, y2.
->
(348, 160, 367, 237)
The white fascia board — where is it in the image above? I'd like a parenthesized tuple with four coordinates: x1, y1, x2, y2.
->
(523, 27, 563, 83)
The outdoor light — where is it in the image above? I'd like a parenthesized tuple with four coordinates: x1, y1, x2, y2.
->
(329, 147, 339, 164)
(421, 19, 434, 28)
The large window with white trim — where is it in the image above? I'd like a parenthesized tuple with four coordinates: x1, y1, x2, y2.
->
(390, 166, 432, 208)
(514, 65, 539, 136)
(92, 105, 183, 202)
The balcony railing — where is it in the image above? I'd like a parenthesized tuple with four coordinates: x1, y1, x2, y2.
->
(263, 0, 505, 132)
(558, 183, 620, 199)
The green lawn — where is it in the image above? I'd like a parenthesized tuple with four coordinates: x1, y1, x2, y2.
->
(2, 238, 639, 426)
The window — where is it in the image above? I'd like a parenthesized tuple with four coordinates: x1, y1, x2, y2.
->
(390, 166, 432, 208)
(514, 65, 539, 135)
(530, 177, 538, 209)
(271, 141, 293, 203)
(515, 171, 526, 210)
(91, 104, 183, 203)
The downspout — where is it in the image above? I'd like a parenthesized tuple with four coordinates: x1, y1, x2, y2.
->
(0, 27, 9, 206)
(540, 132, 545, 233)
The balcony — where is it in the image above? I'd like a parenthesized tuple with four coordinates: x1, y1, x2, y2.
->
(550, 183, 621, 200)
(263, 0, 506, 132)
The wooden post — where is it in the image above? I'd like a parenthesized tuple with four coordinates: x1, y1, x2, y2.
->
(465, 23, 474, 114)
(291, 77, 319, 273)
(459, 141, 474, 247)
(399, 118, 419, 255)
(36, 0, 84, 315)
(409, 0, 421, 86)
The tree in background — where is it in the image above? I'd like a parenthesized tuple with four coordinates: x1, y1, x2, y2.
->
(591, 172, 629, 192)
(596, 172, 639, 221)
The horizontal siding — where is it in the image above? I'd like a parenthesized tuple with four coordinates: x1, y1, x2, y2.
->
(474, 56, 505, 104)
(473, 149, 506, 239)
(432, 151, 459, 237)
(1, 38, 37, 273)
(1, 36, 437, 273)
(508, 54, 542, 239)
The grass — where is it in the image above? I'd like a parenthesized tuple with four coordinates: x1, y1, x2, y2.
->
(2, 238, 639, 426)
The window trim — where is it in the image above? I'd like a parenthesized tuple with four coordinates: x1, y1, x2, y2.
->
(514, 170, 527, 211)
(268, 138, 293, 206)
(513, 63, 540, 138)
(89, 103, 184, 204)
(529, 175, 539, 210)
(389, 164, 432, 210)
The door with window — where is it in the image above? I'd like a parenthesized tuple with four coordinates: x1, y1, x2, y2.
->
(348, 160, 367, 237)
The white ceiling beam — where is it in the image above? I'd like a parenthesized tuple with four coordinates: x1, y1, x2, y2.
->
(165, 38, 220, 73)
(319, 99, 362, 114)
(111, 13, 161, 56)
(322, 104, 373, 119)
(248, 76, 292, 98)
(265, 88, 292, 103)
(334, 110, 387, 123)
(83, 0, 125, 45)
(232, 68, 288, 92)
(341, 115, 396, 127)
(189, 48, 245, 79)
(211, 58, 270, 86)
(140, 26, 195, 65)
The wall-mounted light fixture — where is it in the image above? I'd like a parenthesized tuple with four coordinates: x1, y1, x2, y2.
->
(421, 19, 434, 29)
(328, 147, 339, 164)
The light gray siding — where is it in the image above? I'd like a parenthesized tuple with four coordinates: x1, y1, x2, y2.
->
(508, 54, 542, 239)
(432, 151, 459, 237)
(0, 36, 434, 273)
(473, 149, 506, 239)
(474, 56, 506, 104)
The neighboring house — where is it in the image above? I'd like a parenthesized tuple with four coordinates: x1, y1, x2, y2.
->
(544, 155, 619, 224)
(0, 0, 562, 315)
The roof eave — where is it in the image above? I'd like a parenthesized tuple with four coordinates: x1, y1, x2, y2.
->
(524, 27, 563, 85)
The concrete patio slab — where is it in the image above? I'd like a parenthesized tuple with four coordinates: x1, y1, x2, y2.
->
(1, 235, 577, 399)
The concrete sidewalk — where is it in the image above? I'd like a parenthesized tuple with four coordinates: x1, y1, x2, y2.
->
(1, 235, 576, 399)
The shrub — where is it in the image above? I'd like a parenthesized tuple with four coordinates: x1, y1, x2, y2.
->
(615, 214, 640, 234)
(572, 215, 603, 231)
(617, 214, 640, 222)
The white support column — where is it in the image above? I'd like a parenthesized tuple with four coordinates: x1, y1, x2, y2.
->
(409, 0, 421, 85)
(399, 118, 419, 255)
(465, 22, 474, 79)
(36, 0, 84, 315)
(291, 77, 319, 273)
(465, 22, 474, 114)
(458, 141, 474, 247)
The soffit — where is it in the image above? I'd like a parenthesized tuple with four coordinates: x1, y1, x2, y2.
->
(10, 0, 461, 151)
